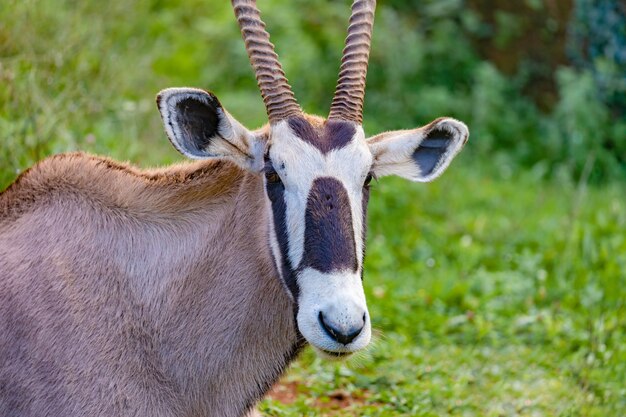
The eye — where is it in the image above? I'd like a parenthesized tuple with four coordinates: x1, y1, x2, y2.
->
(265, 170, 282, 184)
(363, 173, 373, 188)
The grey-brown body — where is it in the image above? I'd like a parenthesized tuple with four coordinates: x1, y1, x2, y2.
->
(0, 153, 299, 417)
(0, 0, 470, 414)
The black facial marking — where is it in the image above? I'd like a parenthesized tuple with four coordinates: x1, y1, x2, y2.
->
(300, 177, 357, 273)
(173, 96, 220, 155)
(287, 117, 355, 154)
(265, 161, 300, 299)
(412, 127, 453, 176)
(360, 185, 370, 280)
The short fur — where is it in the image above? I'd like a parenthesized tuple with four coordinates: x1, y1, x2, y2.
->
(0, 152, 303, 417)
(301, 177, 357, 273)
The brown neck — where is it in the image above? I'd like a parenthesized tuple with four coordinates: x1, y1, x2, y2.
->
(0, 153, 301, 417)
(145, 165, 302, 415)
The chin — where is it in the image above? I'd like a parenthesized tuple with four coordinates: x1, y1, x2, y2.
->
(312, 346, 354, 361)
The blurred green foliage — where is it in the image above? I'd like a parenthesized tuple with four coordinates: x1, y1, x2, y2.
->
(1, 0, 625, 415)
(0, 0, 624, 187)
(569, 0, 626, 115)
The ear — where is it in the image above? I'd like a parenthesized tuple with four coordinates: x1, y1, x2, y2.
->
(157, 87, 264, 172)
(367, 118, 468, 182)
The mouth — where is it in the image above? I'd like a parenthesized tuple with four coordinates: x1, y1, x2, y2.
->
(315, 347, 354, 360)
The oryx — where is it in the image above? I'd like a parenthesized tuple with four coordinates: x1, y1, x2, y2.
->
(0, 0, 468, 416)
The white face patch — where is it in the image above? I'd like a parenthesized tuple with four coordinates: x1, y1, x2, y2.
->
(265, 120, 373, 353)
(269, 121, 372, 270)
(297, 268, 371, 353)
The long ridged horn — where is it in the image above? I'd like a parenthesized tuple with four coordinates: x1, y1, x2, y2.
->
(232, 0, 302, 123)
(328, 0, 376, 124)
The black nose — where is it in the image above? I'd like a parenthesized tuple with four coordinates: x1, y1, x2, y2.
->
(318, 311, 365, 345)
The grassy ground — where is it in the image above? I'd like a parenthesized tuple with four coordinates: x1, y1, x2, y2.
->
(2, 1, 625, 416)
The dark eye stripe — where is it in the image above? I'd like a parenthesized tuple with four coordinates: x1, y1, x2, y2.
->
(265, 178, 299, 299)
(360, 184, 370, 280)
(364, 173, 373, 187)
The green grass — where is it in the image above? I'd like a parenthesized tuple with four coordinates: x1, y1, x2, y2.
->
(2, 1, 625, 416)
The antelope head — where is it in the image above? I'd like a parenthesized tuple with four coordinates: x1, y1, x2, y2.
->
(156, 0, 468, 358)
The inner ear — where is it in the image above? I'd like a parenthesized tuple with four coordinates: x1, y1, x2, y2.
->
(173, 96, 221, 157)
(413, 126, 454, 176)
(157, 88, 233, 159)
(367, 117, 468, 182)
